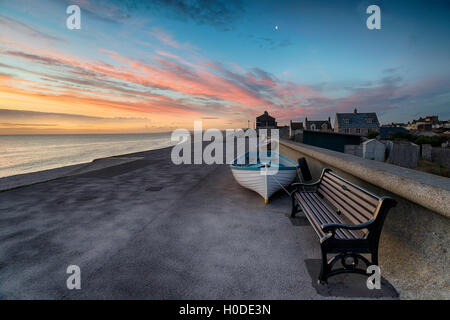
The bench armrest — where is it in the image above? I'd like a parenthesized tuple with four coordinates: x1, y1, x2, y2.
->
(321, 219, 374, 234)
(290, 181, 320, 188)
(289, 180, 320, 196)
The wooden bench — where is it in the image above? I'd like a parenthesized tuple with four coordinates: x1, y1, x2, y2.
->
(290, 168, 396, 283)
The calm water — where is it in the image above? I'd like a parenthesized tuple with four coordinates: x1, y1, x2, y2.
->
(0, 133, 174, 178)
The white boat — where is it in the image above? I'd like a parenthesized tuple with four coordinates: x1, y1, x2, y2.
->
(230, 152, 298, 204)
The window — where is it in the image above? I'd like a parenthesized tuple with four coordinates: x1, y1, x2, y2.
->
(356, 128, 361, 134)
(366, 118, 372, 124)
(344, 128, 350, 134)
(311, 124, 316, 130)
(321, 123, 328, 131)
(344, 118, 349, 124)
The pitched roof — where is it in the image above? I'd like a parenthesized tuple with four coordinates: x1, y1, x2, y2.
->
(379, 127, 409, 139)
(336, 111, 379, 128)
(256, 111, 275, 121)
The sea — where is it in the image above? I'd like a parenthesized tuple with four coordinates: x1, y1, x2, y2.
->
(0, 133, 174, 178)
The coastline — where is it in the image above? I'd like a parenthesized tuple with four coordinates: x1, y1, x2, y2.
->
(0, 146, 173, 192)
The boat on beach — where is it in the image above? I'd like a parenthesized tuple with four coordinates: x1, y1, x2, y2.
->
(230, 152, 298, 204)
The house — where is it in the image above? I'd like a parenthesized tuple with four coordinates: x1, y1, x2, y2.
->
(304, 117, 332, 131)
(256, 111, 277, 129)
(407, 115, 438, 131)
(334, 108, 379, 136)
(386, 122, 407, 128)
(289, 120, 303, 139)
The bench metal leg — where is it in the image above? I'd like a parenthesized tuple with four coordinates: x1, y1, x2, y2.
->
(290, 197, 301, 218)
(371, 248, 379, 266)
(319, 251, 373, 283)
(318, 245, 329, 284)
(291, 196, 303, 218)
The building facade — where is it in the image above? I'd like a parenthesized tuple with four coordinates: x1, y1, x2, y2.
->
(334, 108, 379, 136)
(304, 117, 332, 132)
(289, 120, 303, 139)
(256, 111, 277, 129)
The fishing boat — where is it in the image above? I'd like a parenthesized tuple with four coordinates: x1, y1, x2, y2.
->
(230, 152, 298, 204)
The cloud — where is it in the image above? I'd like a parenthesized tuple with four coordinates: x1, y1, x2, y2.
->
(2, 18, 449, 127)
(149, 28, 182, 48)
(241, 34, 293, 50)
(0, 109, 152, 123)
(128, 0, 245, 30)
(0, 122, 57, 127)
(0, 15, 66, 43)
(63, 0, 244, 30)
(383, 67, 401, 74)
(2, 51, 66, 67)
(257, 37, 292, 50)
(49, 0, 130, 24)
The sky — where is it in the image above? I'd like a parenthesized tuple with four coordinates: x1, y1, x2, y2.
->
(0, 0, 449, 134)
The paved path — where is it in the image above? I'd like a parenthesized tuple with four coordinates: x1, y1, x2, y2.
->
(0, 147, 397, 299)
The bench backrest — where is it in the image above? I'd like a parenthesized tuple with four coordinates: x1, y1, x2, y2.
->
(317, 169, 381, 230)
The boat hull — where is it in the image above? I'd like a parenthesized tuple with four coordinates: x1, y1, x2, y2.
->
(230, 168, 297, 202)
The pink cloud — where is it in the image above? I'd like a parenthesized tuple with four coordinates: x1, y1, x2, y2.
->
(149, 27, 182, 49)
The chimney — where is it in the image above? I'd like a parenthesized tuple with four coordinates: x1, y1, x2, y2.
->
(354, 108, 357, 114)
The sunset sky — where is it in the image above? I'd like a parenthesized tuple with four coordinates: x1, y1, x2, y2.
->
(0, 0, 449, 134)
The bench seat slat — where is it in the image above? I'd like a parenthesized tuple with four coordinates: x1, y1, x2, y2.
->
(319, 178, 374, 222)
(296, 192, 361, 240)
(316, 185, 369, 235)
(306, 193, 357, 239)
(308, 193, 360, 239)
(301, 192, 349, 239)
(325, 172, 379, 206)
(322, 175, 377, 217)
(318, 184, 368, 224)
(295, 192, 326, 237)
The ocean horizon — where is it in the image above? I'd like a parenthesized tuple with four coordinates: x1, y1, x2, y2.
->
(0, 133, 175, 178)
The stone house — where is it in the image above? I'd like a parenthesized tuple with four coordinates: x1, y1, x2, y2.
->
(256, 111, 277, 129)
(304, 117, 332, 132)
(334, 108, 379, 136)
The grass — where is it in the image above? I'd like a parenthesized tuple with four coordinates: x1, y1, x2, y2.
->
(416, 158, 450, 178)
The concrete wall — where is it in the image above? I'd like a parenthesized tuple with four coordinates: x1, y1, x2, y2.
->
(344, 144, 362, 157)
(280, 139, 450, 299)
(431, 147, 450, 168)
(422, 144, 433, 161)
